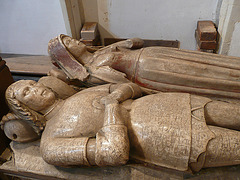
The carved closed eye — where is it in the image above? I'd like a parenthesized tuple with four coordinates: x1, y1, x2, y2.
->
(23, 87, 30, 96)
(65, 40, 70, 45)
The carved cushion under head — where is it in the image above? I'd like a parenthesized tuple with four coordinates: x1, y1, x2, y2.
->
(1, 112, 40, 143)
(3, 119, 40, 142)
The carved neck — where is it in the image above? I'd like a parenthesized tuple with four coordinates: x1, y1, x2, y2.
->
(41, 99, 64, 120)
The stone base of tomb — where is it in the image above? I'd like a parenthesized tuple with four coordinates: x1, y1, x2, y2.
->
(1, 141, 240, 180)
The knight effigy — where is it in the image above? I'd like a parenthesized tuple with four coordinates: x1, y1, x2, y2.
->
(1, 77, 240, 173)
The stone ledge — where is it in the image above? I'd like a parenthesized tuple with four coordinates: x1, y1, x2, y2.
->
(1, 141, 240, 180)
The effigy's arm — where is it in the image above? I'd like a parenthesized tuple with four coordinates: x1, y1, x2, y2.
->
(93, 83, 143, 166)
(94, 38, 144, 55)
(95, 100, 129, 166)
(41, 136, 93, 166)
(41, 96, 130, 167)
(47, 67, 69, 84)
(107, 83, 142, 102)
(89, 66, 131, 84)
(111, 38, 144, 49)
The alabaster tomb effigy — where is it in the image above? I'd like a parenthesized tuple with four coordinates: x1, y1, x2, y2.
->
(1, 36, 240, 179)
(48, 34, 240, 98)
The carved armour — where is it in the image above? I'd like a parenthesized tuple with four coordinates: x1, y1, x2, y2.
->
(128, 93, 215, 171)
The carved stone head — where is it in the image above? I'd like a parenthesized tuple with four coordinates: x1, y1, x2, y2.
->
(2, 80, 55, 142)
(61, 35, 88, 60)
(48, 34, 89, 81)
(10, 80, 56, 112)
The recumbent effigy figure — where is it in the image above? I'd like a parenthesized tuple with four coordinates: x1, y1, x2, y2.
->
(48, 34, 240, 99)
(2, 78, 240, 172)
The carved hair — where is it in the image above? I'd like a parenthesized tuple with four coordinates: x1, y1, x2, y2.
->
(4, 80, 46, 134)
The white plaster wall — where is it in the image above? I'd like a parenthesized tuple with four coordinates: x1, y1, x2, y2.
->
(218, 0, 240, 57)
(229, 22, 240, 57)
(0, 0, 68, 55)
(0, 0, 221, 54)
(107, 0, 219, 50)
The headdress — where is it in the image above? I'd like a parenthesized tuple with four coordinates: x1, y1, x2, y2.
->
(48, 34, 89, 81)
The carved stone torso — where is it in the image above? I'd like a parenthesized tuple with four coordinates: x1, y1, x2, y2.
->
(43, 89, 107, 139)
(42, 89, 214, 171)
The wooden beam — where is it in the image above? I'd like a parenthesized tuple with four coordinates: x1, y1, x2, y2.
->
(4, 56, 53, 76)
(104, 38, 180, 48)
(60, 0, 82, 39)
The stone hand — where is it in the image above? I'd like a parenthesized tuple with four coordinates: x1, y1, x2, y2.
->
(100, 96, 119, 106)
(48, 68, 69, 83)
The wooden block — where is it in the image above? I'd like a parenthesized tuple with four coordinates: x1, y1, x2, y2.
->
(196, 44, 214, 53)
(198, 41, 217, 50)
(0, 148, 12, 163)
(104, 38, 180, 48)
(197, 21, 217, 41)
(81, 22, 99, 40)
(195, 30, 217, 50)
(80, 35, 101, 46)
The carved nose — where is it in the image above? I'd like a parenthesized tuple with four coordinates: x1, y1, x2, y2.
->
(31, 87, 38, 94)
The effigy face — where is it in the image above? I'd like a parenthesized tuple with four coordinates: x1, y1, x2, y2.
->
(1, 76, 77, 143)
(13, 80, 56, 112)
(62, 36, 88, 58)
